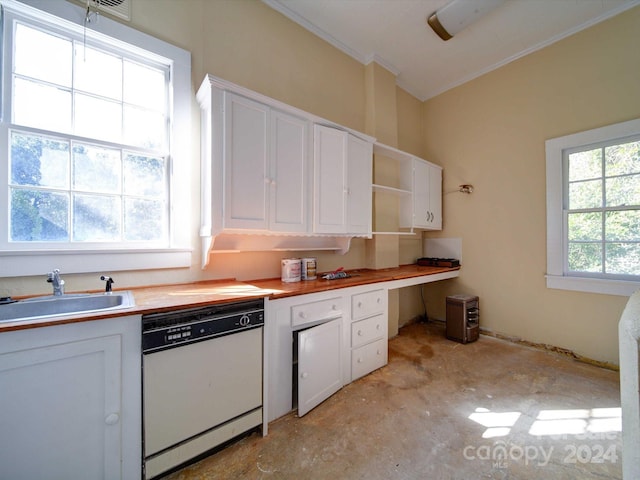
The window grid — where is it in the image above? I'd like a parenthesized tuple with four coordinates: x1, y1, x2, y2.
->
(563, 138, 640, 279)
(6, 18, 171, 247)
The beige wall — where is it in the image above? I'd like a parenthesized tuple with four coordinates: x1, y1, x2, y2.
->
(4, 0, 633, 364)
(0, 1, 411, 307)
(421, 6, 640, 365)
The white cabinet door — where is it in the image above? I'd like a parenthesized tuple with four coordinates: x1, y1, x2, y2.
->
(412, 159, 431, 229)
(346, 134, 372, 235)
(314, 125, 373, 235)
(428, 163, 442, 229)
(404, 158, 442, 230)
(270, 110, 309, 233)
(297, 318, 342, 417)
(314, 124, 347, 233)
(0, 316, 141, 480)
(224, 92, 269, 230)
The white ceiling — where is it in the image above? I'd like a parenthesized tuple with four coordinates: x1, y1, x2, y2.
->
(263, 0, 640, 101)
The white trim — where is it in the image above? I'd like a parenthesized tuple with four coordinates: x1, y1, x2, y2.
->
(262, 0, 640, 101)
(0, 0, 192, 276)
(0, 249, 192, 277)
(261, 0, 367, 65)
(546, 275, 640, 297)
(545, 117, 640, 296)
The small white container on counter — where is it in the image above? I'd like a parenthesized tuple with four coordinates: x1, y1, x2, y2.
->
(281, 258, 301, 282)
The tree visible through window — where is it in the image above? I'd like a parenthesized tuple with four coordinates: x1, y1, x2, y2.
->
(565, 140, 640, 278)
(7, 21, 169, 245)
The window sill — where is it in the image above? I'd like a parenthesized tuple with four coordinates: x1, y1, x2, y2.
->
(546, 274, 640, 297)
(0, 249, 192, 277)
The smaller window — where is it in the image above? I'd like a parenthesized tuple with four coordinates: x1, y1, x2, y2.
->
(546, 119, 640, 296)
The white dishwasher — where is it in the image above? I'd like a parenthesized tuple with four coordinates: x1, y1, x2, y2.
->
(142, 298, 264, 479)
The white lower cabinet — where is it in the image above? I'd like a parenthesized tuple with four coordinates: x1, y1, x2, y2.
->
(266, 285, 388, 423)
(296, 318, 342, 416)
(0, 316, 141, 480)
(349, 288, 388, 381)
(352, 338, 387, 381)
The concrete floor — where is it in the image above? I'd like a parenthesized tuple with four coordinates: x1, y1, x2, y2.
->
(164, 322, 622, 480)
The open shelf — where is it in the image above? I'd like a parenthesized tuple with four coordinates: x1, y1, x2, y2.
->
(372, 184, 411, 196)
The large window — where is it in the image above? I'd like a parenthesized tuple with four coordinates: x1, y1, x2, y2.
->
(0, 0, 191, 276)
(546, 118, 640, 296)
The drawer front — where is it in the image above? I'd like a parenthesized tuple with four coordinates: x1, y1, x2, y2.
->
(351, 315, 385, 348)
(351, 338, 387, 381)
(351, 289, 385, 321)
(291, 297, 343, 328)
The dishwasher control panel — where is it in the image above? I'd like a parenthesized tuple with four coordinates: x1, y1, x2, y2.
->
(142, 298, 264, 353)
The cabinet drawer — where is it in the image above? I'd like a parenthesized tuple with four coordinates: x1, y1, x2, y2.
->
(351, 315, 385, 348)
(351, 338, 387, 381)
(291, 297, 343, 328)
(351, 289, 385, 321)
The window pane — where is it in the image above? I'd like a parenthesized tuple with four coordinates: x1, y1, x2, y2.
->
(74, 44, 122, 100)
(606, 243, 640, 275)
(606, 141, 640, 176)
(124, 198, 165, 241)
(73, 194, 120, 241)
(569, 149, 601, 181)
(124, 154, 165, 196)
(15, 23, 72, 87)
(568, 179, 601, 209)
(75, 93, 122, 143)
(568, 212, 602, 241)
(123, 61, 166, 110)
(10, 188, 69, 241)
(11, 132, 69, 188)
(606, 174, 640, 207)
(13, 78, 71, 131)
(73, 144, 121, 193)
(123, 106, 166, 149)
(606, 210, 640, 241)
(568, 242, 602, 273)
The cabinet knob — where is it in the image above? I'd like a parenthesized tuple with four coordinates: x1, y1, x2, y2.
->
(357, 301, 362, 308)
(332, 304, 338, 310)
(105, 413, 120, 426)
(376, 349, 381, 355)
(357, 358, 363, 363)
(357, 330, 363, 336)
(376, 297, 381, 304)
(299, 311, 307, 319)
(301, 372, 309, 379)
(376, 324, 380, 330)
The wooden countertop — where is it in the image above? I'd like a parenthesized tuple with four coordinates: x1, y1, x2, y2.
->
(0, 265, 459, 332)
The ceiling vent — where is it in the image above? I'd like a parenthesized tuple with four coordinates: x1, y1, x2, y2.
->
(89, 0, 131, 21)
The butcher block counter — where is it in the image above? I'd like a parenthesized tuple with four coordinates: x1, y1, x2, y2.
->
(0, 265, 459, 332)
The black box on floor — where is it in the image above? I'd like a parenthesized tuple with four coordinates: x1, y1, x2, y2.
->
(446, 294, 479, 344)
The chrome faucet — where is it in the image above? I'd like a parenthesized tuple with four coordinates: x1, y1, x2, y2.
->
(46, 269, 65, 296)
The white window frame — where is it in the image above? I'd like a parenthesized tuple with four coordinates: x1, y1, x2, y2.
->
(546, 118, 640, 296)
(0, 0, 192, 276)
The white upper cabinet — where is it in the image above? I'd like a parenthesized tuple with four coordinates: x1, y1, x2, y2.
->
(373, 142, 442, 234)
(223, 93, 270, 231)
(401, 158, 442, 230)
(346, 134, 373, 235)
(223, 92, 309, 233)
(314, 125, 372, 235)
(270, 110, 309, 233)
(197, 74, 376, 265)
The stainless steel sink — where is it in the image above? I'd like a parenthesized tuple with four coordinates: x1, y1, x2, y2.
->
(0, 291, 136, 322)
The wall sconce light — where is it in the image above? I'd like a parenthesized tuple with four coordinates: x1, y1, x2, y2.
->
(459, 184, 474, 194)
(427, 0, 507, 41)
